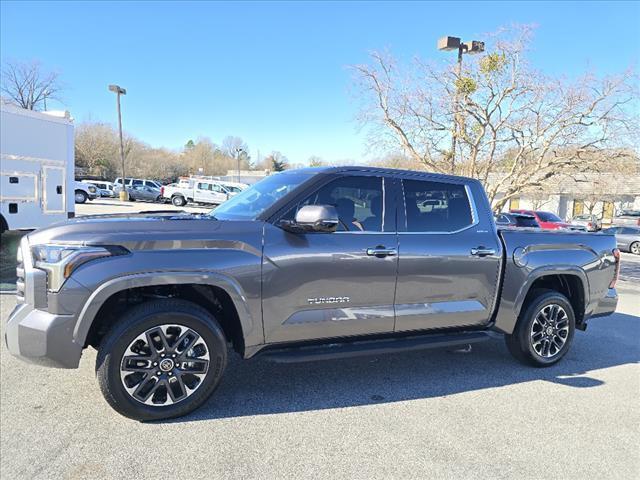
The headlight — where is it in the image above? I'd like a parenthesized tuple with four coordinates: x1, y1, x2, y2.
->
(88, 186, 97, 193)
(31, 244, 128, 292)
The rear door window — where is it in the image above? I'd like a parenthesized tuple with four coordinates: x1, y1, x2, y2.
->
(402, 179, 473, 232)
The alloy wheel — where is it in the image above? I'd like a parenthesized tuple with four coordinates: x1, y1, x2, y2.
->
(120, 324, 210, 406)
(530, 304, 570, 359)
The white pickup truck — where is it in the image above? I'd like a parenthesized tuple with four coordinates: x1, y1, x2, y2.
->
(161, 178, 246, 207)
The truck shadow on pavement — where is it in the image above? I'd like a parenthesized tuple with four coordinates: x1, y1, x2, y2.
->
(163, 311, 639, 423)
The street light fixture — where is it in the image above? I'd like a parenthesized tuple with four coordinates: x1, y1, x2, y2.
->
(108, 84, 128, 201)
(438, 36, 485, 172)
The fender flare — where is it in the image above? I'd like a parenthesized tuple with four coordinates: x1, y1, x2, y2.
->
(73, 271, 258, 348)
(494, 265, 590, 335)
(514, 265, 590, 319)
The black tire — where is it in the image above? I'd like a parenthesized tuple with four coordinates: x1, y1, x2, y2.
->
(172, 195, 186, 207)
(505, 289, 575, 367)
(96, 299, 228, 421)
(630, 241, 640, 255)
(74, 190, 88, 204)
(155, 196, 162, 203)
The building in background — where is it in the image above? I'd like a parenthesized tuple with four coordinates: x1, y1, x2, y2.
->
(496, 171, 640, 223)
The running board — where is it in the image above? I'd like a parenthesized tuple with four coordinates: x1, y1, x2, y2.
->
(258, 331, 491, 363)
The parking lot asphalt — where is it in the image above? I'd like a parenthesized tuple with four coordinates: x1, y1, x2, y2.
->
(0, 282, 638, 480)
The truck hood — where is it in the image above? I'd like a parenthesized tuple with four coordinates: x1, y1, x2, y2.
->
(26, 212, 264, 247)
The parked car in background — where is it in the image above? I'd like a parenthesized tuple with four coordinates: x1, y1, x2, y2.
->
(83, 180, 116, 198)
(570, 214, 602, 232)
(128, 184, 162, 202)
(74, 181, 98, 204)
(161, 179, 246, 206)
(114, 178, 163, 190)
(603, 226, 640, 255)
(612, 210, 640, 227)
(510, 209, 574, 230)
(495, 212, 540, 228)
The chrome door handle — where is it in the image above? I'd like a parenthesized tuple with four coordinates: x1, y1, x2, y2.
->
(366, 247, 397, 257)
(470, 247, 496, 257)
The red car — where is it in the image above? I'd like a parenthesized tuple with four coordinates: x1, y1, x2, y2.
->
(510, 210, 573, 230)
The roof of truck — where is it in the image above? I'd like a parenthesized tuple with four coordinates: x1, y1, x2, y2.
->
(285, 165, 477, 183)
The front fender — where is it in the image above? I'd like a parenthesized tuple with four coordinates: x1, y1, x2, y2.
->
(73, 271, 261, 349)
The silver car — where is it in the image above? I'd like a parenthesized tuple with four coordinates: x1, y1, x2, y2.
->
(603, 226, 640, 255)
(128, 185, 162, 202)
(570, 214, 602, 232)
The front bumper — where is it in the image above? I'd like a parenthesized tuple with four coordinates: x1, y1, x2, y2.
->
(5, 302, 82, 369)
(591, 288, 618, 319)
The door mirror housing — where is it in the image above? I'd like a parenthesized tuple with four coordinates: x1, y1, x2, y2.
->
(280, 205, 339, 233)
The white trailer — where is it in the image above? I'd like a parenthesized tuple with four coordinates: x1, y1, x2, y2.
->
(0, 103, 75, 233)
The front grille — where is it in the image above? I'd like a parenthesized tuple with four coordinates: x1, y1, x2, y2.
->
(16, 246, 25, 303)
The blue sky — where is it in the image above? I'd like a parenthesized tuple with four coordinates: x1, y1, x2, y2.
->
(1, 1, 638, 164)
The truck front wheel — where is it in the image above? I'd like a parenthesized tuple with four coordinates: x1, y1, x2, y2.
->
(505, 290, 575, 367)
(96, 299, 228, 421)
(75, 190, 88, 204)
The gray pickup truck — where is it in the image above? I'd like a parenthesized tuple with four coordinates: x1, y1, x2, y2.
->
(5, 167, 620, 420)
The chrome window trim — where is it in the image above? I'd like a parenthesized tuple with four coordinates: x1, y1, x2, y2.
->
(399, 181, 479, 235)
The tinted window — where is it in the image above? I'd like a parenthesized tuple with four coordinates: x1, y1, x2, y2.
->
(132, 179, 144, 186)
(282, 176, 384, 232)
(403, 180, 473, 232)
(496, 214, 510, 224)
(621, 227, 640, 235)
(536, 211, 562, 222)
(515, 216, 539, 227)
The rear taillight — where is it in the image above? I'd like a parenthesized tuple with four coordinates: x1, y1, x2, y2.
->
(610, 248, 621, 288)
(587, 222, 593, 228)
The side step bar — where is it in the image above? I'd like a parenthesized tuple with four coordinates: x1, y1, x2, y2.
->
(258, 331, 492, 364)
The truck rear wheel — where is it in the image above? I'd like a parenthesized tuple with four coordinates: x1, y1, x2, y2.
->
(505, 289, 575, 367)
(96, 299, 227, 421)
(172, 195, 186, 207)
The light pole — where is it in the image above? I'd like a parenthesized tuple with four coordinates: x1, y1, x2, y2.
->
(235, 148, 244, 183)
(108, 84, 128, 200)
(437, 36, 484, 173)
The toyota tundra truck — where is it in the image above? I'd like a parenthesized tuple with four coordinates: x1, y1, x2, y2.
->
(5, 167, 620, 420)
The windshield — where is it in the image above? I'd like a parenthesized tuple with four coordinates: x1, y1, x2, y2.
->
(211, 172, 313, 220)
(536, 211, 562, 222)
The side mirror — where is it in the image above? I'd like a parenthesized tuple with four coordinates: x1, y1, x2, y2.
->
(280, 205, 339, 233)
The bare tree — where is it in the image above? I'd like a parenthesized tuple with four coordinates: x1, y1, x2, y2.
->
(308, 155, 325, 167)
(221, 136, 249, 158)
(1, 60, 62, 110)
(264, 151, 288, 172)
(353, 25, 638, 212)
